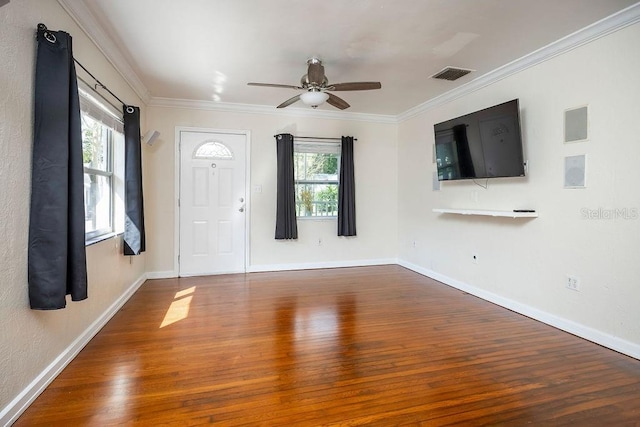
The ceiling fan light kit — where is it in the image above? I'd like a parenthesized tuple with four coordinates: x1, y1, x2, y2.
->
(247, 57, 381, 110)
(300, 91, 329, 108)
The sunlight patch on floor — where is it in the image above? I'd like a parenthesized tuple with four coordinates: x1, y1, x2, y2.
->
(160, 286, 196, 328)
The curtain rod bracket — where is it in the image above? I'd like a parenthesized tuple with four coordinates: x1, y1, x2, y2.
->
(37, 23, 56, 44)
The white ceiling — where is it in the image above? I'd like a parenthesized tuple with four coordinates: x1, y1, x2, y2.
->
(65, 0, 638, 116)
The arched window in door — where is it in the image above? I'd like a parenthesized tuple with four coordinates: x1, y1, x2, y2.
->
(193, 141, 234, 159)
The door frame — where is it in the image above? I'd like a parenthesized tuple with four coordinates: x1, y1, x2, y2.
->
(174, 126, 251, 277)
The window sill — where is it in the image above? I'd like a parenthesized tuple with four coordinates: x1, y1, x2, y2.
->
(85, 232, 122, 247)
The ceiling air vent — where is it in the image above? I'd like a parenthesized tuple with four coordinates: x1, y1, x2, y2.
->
(431, 67, 474, 81)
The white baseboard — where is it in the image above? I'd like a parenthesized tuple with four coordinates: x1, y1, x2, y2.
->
(398, 259, 640, 360)
(146, 270, 178, 279)
(0, 273, 148, 427)
(248, 258, 398, 273)
(149, 260, 397, 278)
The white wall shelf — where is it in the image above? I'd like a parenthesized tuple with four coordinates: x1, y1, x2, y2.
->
(433, 208, 538, 218)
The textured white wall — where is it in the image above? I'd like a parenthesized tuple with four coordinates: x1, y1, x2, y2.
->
(398, 23, 640, 347)
(0, 0, 146, 417)
(144, 107, 398, 274)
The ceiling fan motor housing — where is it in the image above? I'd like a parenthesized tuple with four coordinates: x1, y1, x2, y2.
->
(301, 75, 328, 89)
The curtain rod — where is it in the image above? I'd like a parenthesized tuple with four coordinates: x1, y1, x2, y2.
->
(37, 23, 131, 112)
(78, 76, 124, 117)
(73, 59, 130, 110)
(274, 136, 357, 141)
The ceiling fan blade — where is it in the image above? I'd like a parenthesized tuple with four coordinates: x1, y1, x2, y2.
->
(326, 93, 350, 110)
(276, 94, 301, 109)
(248, 82, 303, 90)
(307, 62, 325, 86)
(328, 82, 382, 91)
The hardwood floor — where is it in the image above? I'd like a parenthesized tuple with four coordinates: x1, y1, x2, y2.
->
(16, 265, 640, 425)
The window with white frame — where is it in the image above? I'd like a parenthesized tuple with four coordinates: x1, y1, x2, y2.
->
(79, 88, 124, 242)
(294, 141, 340, 218)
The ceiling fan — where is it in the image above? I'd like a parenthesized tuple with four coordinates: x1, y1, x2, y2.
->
(247, 57, 381, 110)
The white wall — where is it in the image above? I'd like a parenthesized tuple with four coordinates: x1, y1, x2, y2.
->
(2, 1, 638, 422)
(398, 23, 640, 352)
(0, 1, 146, 421)
(145, 107, 399, 275)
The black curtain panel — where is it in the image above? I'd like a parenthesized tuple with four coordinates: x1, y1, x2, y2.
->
(275, 133, 298, 240)
(123, 106, 146, 255)
(338, 136, 357, 237)
(28, 25, 87, 310)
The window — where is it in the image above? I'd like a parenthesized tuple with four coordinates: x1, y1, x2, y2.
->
(294, 142, 340, 217)
(194, 141, 233, 159)
(79, 88, 124, 242)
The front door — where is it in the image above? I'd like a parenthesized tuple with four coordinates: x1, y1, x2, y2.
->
(179, 130, 247, 276)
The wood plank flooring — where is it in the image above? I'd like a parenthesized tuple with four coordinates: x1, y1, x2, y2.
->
(15, 265, 640, 425)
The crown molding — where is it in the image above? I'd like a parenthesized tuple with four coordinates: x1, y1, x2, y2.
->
(57, 0, 151, 104)
(148, 97, 399, 124)
(58, 0, 639, 122)
(398, 2, 640, 122)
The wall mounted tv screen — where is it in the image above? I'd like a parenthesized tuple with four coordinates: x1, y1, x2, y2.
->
(434, 99, 525, 181)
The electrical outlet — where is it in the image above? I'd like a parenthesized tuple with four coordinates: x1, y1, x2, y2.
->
(472, 253, 478, 264)
(566, 275, 580, 291)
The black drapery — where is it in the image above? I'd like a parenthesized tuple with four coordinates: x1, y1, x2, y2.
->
(338, 136, 357, 236)
(123, 106, 146, 255)
(28, 25, 87, 310)
(275, 133, 298, 239)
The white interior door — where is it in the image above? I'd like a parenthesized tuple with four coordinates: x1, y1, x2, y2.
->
(179, 130, 246, 276)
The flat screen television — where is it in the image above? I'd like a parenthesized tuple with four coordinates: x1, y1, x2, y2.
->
(434, 99, 525, 181)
